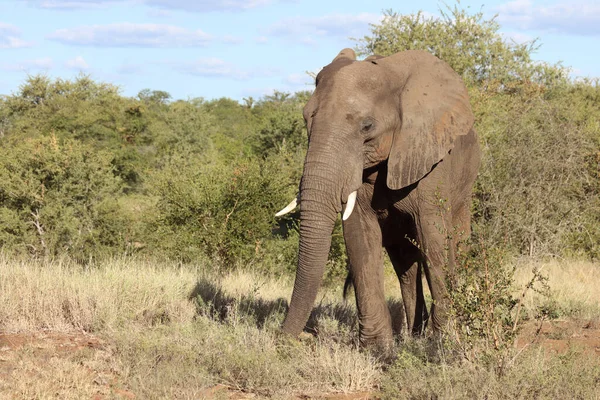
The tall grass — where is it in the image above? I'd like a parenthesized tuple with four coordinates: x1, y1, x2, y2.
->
(0, 256, 198, 333)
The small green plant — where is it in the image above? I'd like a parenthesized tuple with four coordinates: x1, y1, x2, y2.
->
(445, 238, 517, 356)
(428, 190, 550, 371)
(443, 235, 556, 375)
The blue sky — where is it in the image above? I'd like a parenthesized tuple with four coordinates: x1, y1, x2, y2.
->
(1, 0, 599, 101)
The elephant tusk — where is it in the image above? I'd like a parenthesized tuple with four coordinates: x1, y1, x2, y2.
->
(342, 191, 357, 221)
(275, 196, 299, 217)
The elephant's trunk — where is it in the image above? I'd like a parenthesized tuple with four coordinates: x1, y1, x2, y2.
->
(282, 155, 343, 336)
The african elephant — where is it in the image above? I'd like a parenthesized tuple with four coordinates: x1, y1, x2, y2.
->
(276, 48, 481, 349)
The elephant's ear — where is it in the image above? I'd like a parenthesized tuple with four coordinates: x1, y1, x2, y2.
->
(382, 51, 474, 190)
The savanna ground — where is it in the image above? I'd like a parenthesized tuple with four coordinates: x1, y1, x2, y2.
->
(1, 256, 598, 399)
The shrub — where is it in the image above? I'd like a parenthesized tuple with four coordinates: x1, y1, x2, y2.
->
(150, 149, 301, 269)
(473, 83, 600, 257)
(0, 135, 126, 261)
(1, 75, 147, 188)
(251, 91, 311, 157)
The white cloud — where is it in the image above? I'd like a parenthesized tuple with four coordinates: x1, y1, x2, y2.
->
(243, 73, 317, 98)
(176, 58, 251, 80)
(255, 36, 268, 44)
(47, 23, 212, 47)
(0, 23, 33, 49)
(1, 57, 53, 71)
(143, 0, 273, 12)
(175, 58, 277, 80)
(241, 86, 279, 98)
(298, 36, 317, 46)
(23, 0, 281, 12)
(497, 0, 600, 36)
(23, 0, 279, 12)
(266, 13, 381, 43)
(65, 55, 89, 70)
(147, 8, 173, 18)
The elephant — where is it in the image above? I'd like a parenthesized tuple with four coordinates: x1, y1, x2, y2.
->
(276, 48, 481, 349)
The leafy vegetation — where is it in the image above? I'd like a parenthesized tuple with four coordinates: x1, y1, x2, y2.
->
(1, 5, 597, 269)
(0, 135, 125, 261)
(0, 78, 310, 270)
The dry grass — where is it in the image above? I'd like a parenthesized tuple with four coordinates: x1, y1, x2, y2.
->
(514, 258, 600, 320)
(381, 344, 600, 399)
(0, 256, 198, 333)
(0, 255, 598, 399)
(0, 255, 380, 398)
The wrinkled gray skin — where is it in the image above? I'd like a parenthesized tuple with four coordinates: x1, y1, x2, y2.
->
(281, 48, 481, 349)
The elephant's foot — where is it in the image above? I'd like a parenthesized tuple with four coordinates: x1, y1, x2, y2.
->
(429, 301, 448, 333)
(358, 322, 396, 358)
(359, 333, 395, 361)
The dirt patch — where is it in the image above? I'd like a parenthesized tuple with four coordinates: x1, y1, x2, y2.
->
(193, 386, 375, 400)
(517, 319, 600, 356)
(0, 331, 103, 352)
(296, 392, 374, 400)
(0, 332, 104, 376)
(0, 331, 134, 399)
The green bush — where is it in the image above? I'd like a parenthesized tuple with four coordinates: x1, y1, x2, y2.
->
(0, 135, 126, 261)
(147, 98, 215, 158)
(150, 149, 301, 270)
(1, 75, 148, 188)
(251, 91, 310, 157)
(473, 83, 600, 257)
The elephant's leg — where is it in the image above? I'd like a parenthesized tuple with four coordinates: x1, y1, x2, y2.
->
(452, 202, 473, 257)
(343, 191, 392, 349)
(417, 215, 453, 333)
(387, 244, 429, 335)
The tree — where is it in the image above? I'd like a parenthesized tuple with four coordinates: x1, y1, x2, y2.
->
(354, 4, 568, 89)
(138, 89, 172, 105)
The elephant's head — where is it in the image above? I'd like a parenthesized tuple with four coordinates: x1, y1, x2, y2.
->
(281, 48, 474, 336)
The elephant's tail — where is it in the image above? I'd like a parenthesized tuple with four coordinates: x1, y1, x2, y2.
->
(342, 270, 353, 301)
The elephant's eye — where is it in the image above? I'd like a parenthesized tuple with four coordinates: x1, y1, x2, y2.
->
(361, 119, 374, 133)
